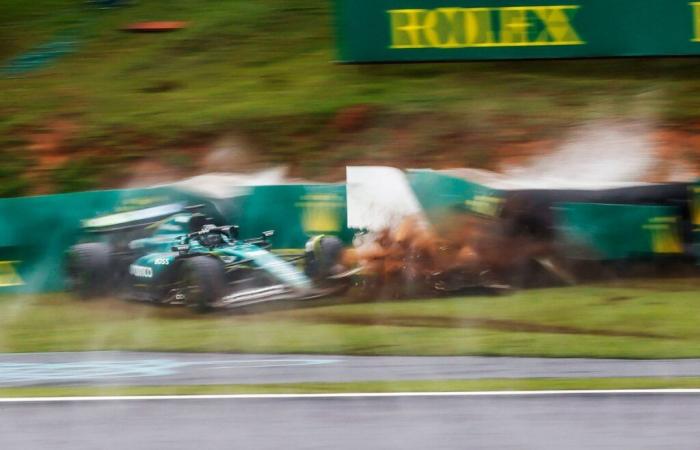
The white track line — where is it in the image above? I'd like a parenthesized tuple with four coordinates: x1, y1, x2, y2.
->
(2, 389, 700, 403)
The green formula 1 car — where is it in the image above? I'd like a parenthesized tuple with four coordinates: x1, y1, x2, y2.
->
(67, 204, 351, 310)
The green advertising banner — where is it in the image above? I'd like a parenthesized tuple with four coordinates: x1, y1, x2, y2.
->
(554, 203, 684, 260)
(334, 0, 700, 62)
(407, 170, 504, 223)
(237, 184, 353, 250)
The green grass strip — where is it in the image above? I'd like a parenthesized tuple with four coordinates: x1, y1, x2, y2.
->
(3, 377, 700, 398)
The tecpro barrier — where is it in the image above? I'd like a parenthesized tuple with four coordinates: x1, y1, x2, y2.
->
(555, 203, 684, 260)
(334, 0, 700, 63)
(407, 169, 696, 261)
(0, 171, 696, 294)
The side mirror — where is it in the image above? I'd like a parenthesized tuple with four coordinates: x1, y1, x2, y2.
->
(262, 230, 274, 239)
(171, 244, 190, 255)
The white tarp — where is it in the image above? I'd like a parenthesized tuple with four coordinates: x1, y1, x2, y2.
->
(346, 166, 427, 231)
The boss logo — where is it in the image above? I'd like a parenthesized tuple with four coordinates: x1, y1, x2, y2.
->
(129, 265, 153, 278)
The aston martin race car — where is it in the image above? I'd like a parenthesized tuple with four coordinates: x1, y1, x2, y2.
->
(67, 204, 351, 310)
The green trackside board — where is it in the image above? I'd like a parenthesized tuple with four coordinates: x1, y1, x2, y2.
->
(554, 203, 685, 260)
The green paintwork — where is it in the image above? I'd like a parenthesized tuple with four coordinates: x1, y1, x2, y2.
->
(129, 230, 311, 292)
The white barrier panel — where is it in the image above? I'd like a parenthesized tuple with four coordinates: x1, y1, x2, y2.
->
(170, 167, 289, 199)
(346, 166, 427, 231)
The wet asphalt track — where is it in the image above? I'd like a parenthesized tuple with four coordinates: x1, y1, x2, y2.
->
(1, 391, 699, 449)
(3, 352, 700, 386)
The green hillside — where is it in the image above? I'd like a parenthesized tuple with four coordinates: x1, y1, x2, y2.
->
(2, 0, 700, 194)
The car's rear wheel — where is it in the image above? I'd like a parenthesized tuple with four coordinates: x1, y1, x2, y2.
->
(67, 243, 113, 299)
(181, 256, 226, 312)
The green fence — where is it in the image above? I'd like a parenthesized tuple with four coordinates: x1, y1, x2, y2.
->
(334, 0, 700, 62)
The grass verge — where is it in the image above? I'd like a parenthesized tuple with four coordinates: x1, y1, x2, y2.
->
(2, 377, 700, 398)
(1, 278, 699, 358)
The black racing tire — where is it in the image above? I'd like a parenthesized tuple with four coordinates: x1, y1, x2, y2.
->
(181, 256, 226, 312)
(67, 243, 113, 299)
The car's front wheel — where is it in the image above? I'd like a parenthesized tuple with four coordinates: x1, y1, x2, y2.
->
(181, 256, 226, 312)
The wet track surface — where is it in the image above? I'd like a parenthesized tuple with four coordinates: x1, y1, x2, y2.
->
(1, 392, 699, 449)
(3, 352, 700, 386)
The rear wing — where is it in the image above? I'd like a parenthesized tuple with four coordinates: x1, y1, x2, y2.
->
(82, 203, 204, 233)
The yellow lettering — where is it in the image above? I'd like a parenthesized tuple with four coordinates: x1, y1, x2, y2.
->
(428, 8, 463, 48)
(0, 261, 24, 287)
(422, 10, 441, 47)
(535, 6, 583, 44)
(464, 8, 495, 45)
(691, 186, 700, 227)
(387, 6, 585, 50)
(388, 9, 428, 48)
(499, 8, 531, 44)
(299, 194, 343, 233)
(644, 217, 683, 254)
(465, 196, 503, 217)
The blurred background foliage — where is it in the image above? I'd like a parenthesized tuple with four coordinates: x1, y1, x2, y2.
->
(2, 0, 700, 195)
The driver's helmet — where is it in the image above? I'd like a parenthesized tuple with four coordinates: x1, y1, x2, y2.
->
(199, 225, 224, 247)
(189, 213, 212, 233)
